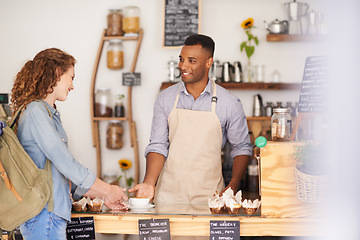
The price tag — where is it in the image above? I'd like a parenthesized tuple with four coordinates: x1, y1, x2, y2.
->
(122, 72, 141, 86)
(138, 219, 171, 240)
(210, 220, 240, 240)
(66, 217, 95, 240)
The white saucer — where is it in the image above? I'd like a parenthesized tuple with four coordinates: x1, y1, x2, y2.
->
(128, 203, 155, 211)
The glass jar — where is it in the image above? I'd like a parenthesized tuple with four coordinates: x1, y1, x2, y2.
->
(95, 88, 113, 117)
(107, 9, 123, 36)
(271, 108, 292, 142)
(122, 6, 140, 35)
(107, 39, 124, 69)
(106, 121, 124, 149)
(114, 101, 125, 117)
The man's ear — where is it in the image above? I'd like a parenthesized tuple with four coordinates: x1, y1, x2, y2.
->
(206, 57, 213, 69)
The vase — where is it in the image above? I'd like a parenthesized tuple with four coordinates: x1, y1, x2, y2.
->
(245, 61, 254, 83)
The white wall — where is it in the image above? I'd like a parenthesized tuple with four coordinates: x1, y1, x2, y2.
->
(0, 0, 327, 183)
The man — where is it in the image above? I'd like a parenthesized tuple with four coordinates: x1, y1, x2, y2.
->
(129, 34, 252, 204)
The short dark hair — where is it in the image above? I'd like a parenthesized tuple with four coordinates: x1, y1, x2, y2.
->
(184, 34, 215, 57)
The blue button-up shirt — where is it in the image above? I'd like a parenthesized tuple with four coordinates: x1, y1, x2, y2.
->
(145, 80, 252, 160)
(17, 100, 96, 221)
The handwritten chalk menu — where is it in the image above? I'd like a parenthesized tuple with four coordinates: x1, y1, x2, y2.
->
(210, 220, 240, 240)
(66, 217, 95, 240)
(138, 219, 171, 240)
(163, 0, 200, 47)
(123, 72, 141, 86)
(298, 56, 328, 113)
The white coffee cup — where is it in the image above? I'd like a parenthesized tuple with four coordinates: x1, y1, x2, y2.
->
(128, 197, 150, 207)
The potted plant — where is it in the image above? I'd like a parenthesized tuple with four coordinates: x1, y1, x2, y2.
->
(291, 141, 328, 203)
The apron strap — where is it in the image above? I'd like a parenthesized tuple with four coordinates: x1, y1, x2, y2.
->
(173, 80, 218, 112)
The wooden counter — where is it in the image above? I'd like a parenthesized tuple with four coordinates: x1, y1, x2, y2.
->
(71, 212, 321, 237)
(71, 142, 326, 237)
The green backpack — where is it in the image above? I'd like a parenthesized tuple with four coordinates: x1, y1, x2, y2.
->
(0, 100, 53, 232)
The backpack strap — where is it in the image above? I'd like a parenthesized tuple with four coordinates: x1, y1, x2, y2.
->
(0, 157, 23, 202)
(34, 100, 54, 212)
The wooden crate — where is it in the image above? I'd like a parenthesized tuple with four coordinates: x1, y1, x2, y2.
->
(259, 141, 324, 218)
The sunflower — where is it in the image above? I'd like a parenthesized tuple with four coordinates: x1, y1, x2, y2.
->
(118, 159, 132, 170)
(241, 18, 254, 29)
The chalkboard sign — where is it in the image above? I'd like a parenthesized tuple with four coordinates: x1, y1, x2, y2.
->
(163, 0, 201, 47)
(66, 217, 95, 240)
(138, 219, 171, 240)
(210, 220, 240, 240)
(298, 56, 328, 113)
(123, 72, 141, 86)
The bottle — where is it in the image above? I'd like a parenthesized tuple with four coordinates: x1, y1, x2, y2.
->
(123, 6, 140, 35)
(107, 9, 123, 36)
(95, 88, 112, 117)
(265, 102, 273, 117)
(114, 101, 125, 117)
(271, 108, 292, 142)
(107, 39, 124, 70)
(106, 121, 124, 149)
(247, 158, 259, 193)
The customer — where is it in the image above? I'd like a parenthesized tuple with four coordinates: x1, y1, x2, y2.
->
(11, 48, 127, 240)
(129, 34, 252, 204)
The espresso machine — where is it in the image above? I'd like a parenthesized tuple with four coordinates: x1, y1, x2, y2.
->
(284, 0, 309, 35)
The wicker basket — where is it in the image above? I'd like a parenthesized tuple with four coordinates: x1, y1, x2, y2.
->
(294, 164, 328, 203)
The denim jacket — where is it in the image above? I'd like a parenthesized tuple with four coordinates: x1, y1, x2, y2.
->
(17, 100, 96, 221)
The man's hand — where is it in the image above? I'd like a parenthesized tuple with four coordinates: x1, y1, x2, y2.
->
(128, 183, 155, 200)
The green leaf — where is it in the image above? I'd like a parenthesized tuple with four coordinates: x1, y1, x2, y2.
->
(240, 42, 247, 52)
(254, 36, 259, 45)
(245, 46, 255, 59)
(126, 177, 134, 188)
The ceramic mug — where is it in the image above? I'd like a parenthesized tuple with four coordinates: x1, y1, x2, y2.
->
(128, 197, 150, 207)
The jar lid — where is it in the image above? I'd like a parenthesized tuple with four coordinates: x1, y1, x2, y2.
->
(109, 120, 121, 123)
(109, 9, 122, 13)
(273, 107, 290, 113)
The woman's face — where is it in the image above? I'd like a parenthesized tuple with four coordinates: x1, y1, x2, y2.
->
(53, 66, 75, 102)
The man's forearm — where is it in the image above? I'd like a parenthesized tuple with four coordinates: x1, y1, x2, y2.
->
(143, 152, 166, 186)
(228, 155, 250, 191)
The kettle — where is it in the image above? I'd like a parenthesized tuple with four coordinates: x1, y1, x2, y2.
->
(264, 19, 289, 34)
(221, 62, 234, 82)
(253, 94, 264, 117)
(233, 61, 242, 82)
(209, 59, 220, 82)
(168, 59, 180, 82)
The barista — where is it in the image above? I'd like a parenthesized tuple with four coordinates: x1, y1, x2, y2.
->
(129, 34, 252, 203)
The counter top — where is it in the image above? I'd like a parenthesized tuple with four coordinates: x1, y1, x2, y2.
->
(71, 203, 322, 237)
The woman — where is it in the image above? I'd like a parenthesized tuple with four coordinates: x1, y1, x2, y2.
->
(11, 48, 127, 239)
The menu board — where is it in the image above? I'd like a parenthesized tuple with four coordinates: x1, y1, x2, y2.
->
(122, 72, 141, 86)
(210, 220, 240, 240)
(298, 56, 328, 113)
(66, 217, 95, 240)
(163, 0, 201, 47)
(138, 219, 171, 240)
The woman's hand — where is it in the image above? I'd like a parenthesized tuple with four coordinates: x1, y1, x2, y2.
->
(128, 183, 155, 199)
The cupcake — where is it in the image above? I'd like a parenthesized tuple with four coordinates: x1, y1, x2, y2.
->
(242, 199, 261, 215)
(88, 197, 104, 212)
(224, 197, 242, 214)
(208, 192, 225, 214)
(72, 197, 89, 212)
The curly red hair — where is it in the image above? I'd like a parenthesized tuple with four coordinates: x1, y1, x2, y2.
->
(11, 48, 76, 116)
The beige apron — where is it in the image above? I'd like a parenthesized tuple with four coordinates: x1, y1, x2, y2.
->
(155, 80, 224, 204)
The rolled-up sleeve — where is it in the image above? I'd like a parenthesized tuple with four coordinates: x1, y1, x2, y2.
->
(144, 92, 170, 159)
(226, 99, 253, 159)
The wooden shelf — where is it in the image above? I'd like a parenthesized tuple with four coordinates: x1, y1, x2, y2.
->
(266, 34, 327, 42)
(160, 81, 301, 91)
(90, 29, 143, 181)
(93, 117, 128, 121)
